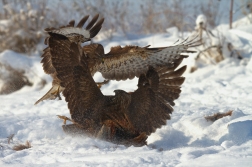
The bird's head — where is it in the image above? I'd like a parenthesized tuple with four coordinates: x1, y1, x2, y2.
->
(138, 74, 149, 87)
(80, 36, 91, 43)
(84, 43, 104, 61)
(68, 34, 91, 43)
(94, 44, 105, 63)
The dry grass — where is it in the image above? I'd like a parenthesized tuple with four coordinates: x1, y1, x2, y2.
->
(205, 110, 233, 122)
(0, 62, 32, 94)
(54, 0, 224, 38)
(0, 0, 59, 54)
(200, 0, 221, 28)
(241, 0, 252, 23)
(7, 134, 15, 144)
(0, 0, 238, 50)
(12, 141, 31, 151)
(0, 0, 249, 94)
(0, 0, 248, 50)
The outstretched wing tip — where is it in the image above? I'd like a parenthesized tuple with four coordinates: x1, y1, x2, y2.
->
(128, 56, 187, 135)
(44, 14, 104, 43)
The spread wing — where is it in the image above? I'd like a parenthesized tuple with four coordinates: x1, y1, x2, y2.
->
(41, 14, 104, 77)
(127, 58, 186, 135)
(48, 33, 104, 124)
(35, 15, 104, 105)
(92, 43, 194, 81)
(45, 14, 104, 42)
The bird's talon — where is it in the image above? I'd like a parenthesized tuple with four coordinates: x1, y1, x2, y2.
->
(57, 115, 72, 124)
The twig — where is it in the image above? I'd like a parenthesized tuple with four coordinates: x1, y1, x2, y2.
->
(195, 45, 222, 65)
(227, 43, 243, 59)
(205, 110, 233, 122)
(230, 0, 234, 29)
(7, 134, 15, 144)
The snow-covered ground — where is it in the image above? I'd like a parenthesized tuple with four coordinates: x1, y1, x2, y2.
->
(0, 15, 252, 166)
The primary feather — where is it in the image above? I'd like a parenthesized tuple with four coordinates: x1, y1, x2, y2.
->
(44, 31, 190, 146)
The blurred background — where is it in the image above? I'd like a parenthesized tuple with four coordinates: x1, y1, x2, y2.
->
(0, 0, 251, 94)
(0, 0, 251, 54)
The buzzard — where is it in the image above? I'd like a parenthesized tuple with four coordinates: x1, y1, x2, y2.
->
(35, 15, 196, 105)
(43, 30, 194, 146)
(35, 14, 105, 104)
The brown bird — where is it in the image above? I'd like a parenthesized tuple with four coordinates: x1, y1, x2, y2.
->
(46, 31, 192, 146)
(35, 14, 106, 104)
(35, 15, 196, 105)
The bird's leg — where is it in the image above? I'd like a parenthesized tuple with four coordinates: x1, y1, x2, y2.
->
(96, 80, 110, 89)
(57, 115, 73, 125)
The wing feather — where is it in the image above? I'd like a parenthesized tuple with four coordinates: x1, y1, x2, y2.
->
(94, 44, 194, 81)
(48, 34, 104, 124)
(41, 46, 55, 75)
(159, 77, 185, 86)
(85, 14, 99, 30)
(127, 62, 187, 135)
(159, 65, 187, 79)
(76, 15, 89, 28)
(68, 20, 75, 27)
(36, 15, 104, 105)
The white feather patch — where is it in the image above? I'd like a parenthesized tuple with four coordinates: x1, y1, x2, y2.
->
(47, 27, 90, 38)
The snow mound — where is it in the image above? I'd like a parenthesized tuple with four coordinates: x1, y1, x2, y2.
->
(227, 116, 252, 144)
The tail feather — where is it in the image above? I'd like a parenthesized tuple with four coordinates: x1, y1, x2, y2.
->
(34, 84, 63, 105)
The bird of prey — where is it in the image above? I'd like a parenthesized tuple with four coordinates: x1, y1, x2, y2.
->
(45, 30, 194, 146)
(35, 15, 196, 105)
(35, 14, 107, 104)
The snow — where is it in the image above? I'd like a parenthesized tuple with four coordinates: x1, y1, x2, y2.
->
(195, 14, 207, 29)
(0, 14, 252, 167)
(0, 20, 11, 32)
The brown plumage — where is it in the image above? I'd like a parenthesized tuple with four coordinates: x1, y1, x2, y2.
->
(84, 43, 195, 81)
(35, 14, 105, 105)
(35, 15, 196, 105)
(46, 32, 190, 146)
